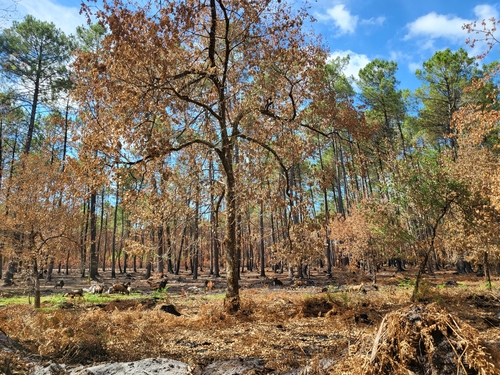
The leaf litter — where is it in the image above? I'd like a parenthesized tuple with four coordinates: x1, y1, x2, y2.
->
(0, 273, 499, 374)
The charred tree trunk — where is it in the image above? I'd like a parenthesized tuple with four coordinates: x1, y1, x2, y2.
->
(157, 225, 164, 275)
(193, 192, 200, 280)
(80, 198, 89, 278)
(111, 182, 119, 278)
(259, 201, 266, 277)
(102, 206, 108, 272)
(485, 250, 491, 290)
(166, 226, 174, 274)
(89, 191, 98, 280)
(33, 258, 41, 309)
(175, 226, 187, 275)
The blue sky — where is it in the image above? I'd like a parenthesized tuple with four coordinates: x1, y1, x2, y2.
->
(9, 0, 500, 91)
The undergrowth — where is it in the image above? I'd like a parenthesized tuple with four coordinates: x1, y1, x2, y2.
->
(0, 281, 498, 373)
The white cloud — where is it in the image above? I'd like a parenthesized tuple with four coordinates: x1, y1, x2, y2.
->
(328, 50, 370, 79)
(404, 12, 469, 44)
(315, 2, 384, 36)
(421, 39, 436, 51)
(326, 4, 358, 35)
(408, 62, 421, 73)
(361, 16, 385, 26)
(474, 4, 499, 21)
(16, 0, 86, 35)
(389, 50, 405, 62)
(403, 5, 499, 56)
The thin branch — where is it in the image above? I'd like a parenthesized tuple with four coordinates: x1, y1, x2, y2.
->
(236, 133, 292, 199)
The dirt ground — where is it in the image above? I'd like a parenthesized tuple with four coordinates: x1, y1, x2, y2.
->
(1, 266, 500, 374)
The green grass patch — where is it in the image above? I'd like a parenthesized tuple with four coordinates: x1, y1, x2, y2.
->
(81, 292, 143, 304)
(0, 295, 32, 305)
(203, 293, 225, 300)
(0, 293, 67, 306)
(0, 291, 150, 307)
(397, 278, 415, 289)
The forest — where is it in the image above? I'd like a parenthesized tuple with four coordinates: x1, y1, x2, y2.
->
(0, 0, 499, 316)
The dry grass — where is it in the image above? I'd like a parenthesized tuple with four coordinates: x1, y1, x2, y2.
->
(0, 270, 500, 374)
(365, 303, 497, 374)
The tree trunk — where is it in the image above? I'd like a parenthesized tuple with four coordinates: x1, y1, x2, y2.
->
(157, 225, 164, 275)
(213, 191, 224, 278)
(166, 226, 174, 274)
(111, 181, 119, 278)
(80, 198, 89, 278)
(332, 138, 346, 218)
(145, 249, 152, 279)
(412, 246, 432, 302)
(259, 201, 266, 277)
(96, 188, 105, 271)
(175, 226, 187, 275)
(89, 191, 98, 280)
(47, 259, 54, 282)
(24, 59, 42, 155)
(102, 207, 108, 271)
(318, 143, 334, 275)
(484, 250, 491, 290)
(224, 170, 240, 313)
(65, 249, 70, 275)
(33, 260, 41, 309)
(120, 213, 127, 274)
(61, 98, 70, 167)
(246, 210, 253, 272)
(209, 159, 215, 276)
(193, 190, 200, 280)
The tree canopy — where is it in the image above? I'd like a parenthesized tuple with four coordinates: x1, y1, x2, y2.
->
(0, 1, 499, 310)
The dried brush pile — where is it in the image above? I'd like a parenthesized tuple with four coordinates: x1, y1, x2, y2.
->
(365, 303, 499, 375)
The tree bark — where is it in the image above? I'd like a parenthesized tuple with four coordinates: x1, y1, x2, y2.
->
(89, 191, 98, 280)
(24, 55, 42, 155)
(96, 188, 105, 271)
(33, 259, 41, 309)
(259, 201, 266, 277)
(80, 198, 89, 278)
(166, 226, 174, 274)
(484, 250, 491, 290)
(175, 226, 187, 275)
(157, 225, 164, 275)
(102, 206, 108, 271)
(193, 189, 200, 280)
(111, 181, 119, 278)
(224, 168, 240, 313)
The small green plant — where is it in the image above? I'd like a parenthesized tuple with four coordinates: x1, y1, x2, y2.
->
(50, 294, 67, 305)
(413, 279, 437, 302)
(327, 292, 351, 307)
(82, 293, 114, 304)
(152, 287, 169, 299)
(398, 278, 415, 289)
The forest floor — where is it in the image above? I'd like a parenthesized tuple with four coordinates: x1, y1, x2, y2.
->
(1, 266, 500, 374)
